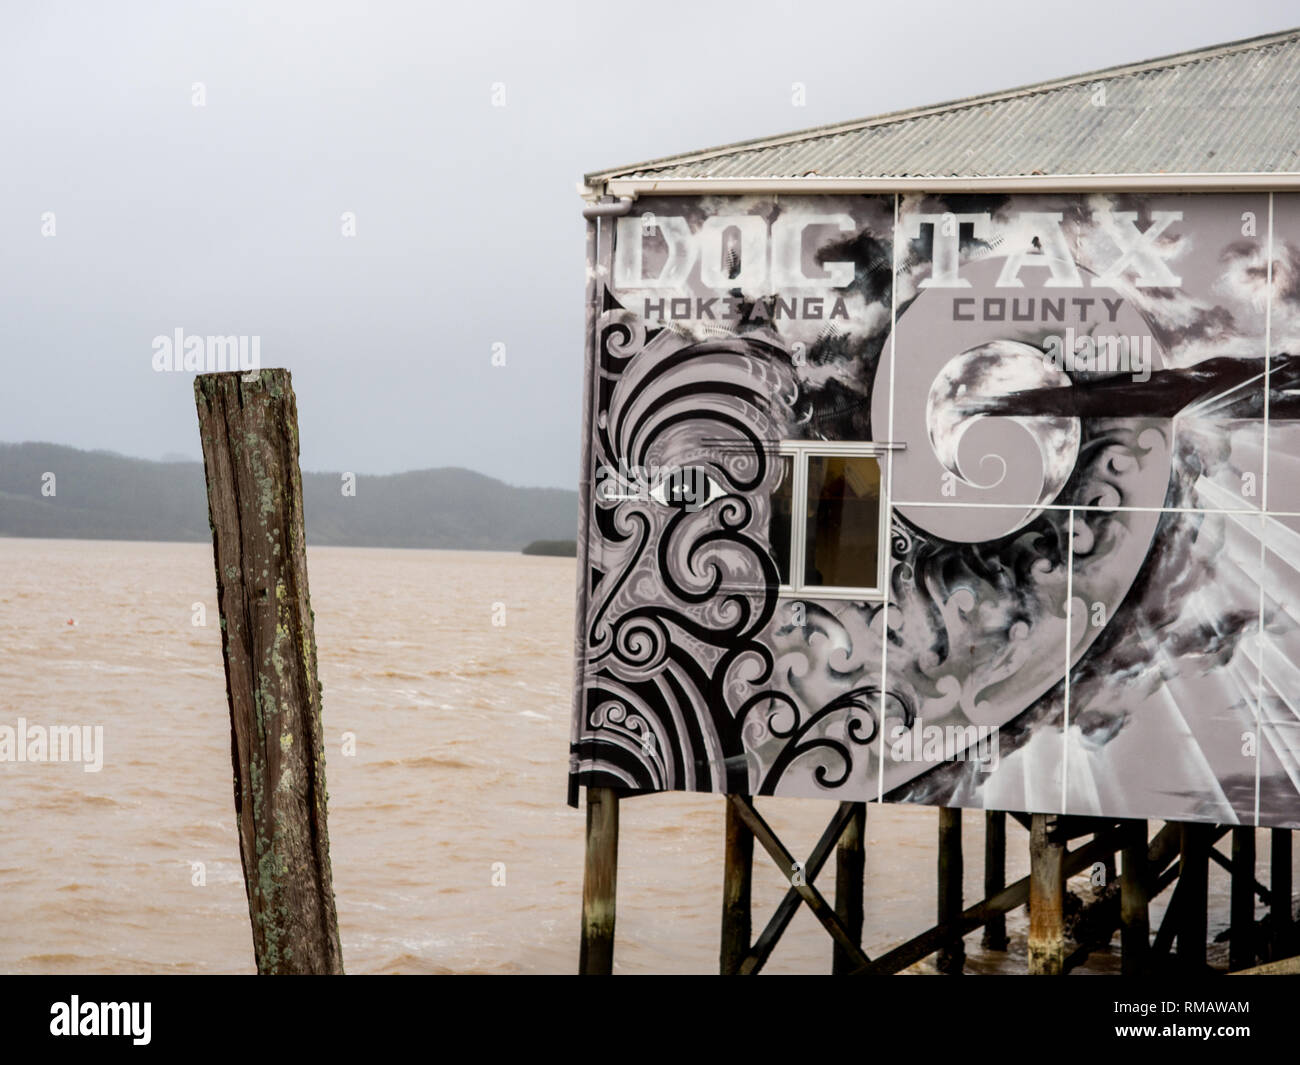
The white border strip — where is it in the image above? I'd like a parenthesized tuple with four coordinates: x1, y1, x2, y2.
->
(878, 192, 901, 805)
(1062, 506, 1076, 814)
(1254, 192, 1276, 827)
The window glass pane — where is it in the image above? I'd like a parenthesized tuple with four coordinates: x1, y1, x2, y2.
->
(769, 454, 794, 585)
(803, 455, 880, 589)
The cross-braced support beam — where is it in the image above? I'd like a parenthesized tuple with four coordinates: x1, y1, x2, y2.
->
(723, 795, 870, 974)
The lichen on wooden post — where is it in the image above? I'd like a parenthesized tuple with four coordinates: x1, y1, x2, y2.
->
(1028, 813, 1064, 975)
(195, 369, 344, 975)
(580, 786, 619, 975)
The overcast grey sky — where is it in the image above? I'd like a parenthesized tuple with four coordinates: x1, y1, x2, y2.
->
(1, 0, 1295, 487)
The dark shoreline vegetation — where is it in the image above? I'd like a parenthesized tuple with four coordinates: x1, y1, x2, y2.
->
(0, 442, 578, 552)
(521, 539, 577, 557)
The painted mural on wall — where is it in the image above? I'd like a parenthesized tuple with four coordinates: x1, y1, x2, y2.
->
(569, 192, 1300, 829)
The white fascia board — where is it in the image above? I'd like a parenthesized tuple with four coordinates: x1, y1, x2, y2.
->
(591, 173, 1300, 199)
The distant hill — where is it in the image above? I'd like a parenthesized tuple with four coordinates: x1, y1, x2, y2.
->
(0, 442, 578, 551)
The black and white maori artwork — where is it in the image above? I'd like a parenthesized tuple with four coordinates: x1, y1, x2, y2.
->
(569, 192, 1300, 829)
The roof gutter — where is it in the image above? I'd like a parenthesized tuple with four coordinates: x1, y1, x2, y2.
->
(581, 172, 1300, 200)
(580, 195, 635, 218)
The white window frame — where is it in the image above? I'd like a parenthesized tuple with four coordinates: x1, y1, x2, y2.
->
(775, 440, 889, 602)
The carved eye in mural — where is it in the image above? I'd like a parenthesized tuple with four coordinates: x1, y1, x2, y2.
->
(647, 466, 731, 511)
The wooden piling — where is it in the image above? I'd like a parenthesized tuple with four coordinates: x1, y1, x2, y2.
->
(1120, 819, 1150, 976)
(982, 811, 1009, 951)
(580, 786, 619, 974)
(832, 802, 866, 975)
(1230, 826, 1256, 970)
(1177, 822, 1209, 969)
(1028, 813, 1064, 975)
(1096, 830, 1116, 886)
(855, 822, 1127, 975)
(1271, 828, 1292, 955)
(721, 796, 754, 975)
(937, 807, 964, 974)
(195, 369, 344, 975)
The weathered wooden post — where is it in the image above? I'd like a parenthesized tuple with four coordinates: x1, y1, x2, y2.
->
(982, 811, 1009, 951)
(937, 807, 964, 974)
(1229, 826, 1256, 970)
(832, 802, 866, 975)
(1095, 829, 1116, 886)
(580, 786, 619, 974)
(720, 796, 753, 975)
(1177, 822, 1209, 969)
(1120, 819, 1150, 975)
(1272, 828, 1293, 956)
(194, 369, 344, 975)
(1028, 813, 1064, 975)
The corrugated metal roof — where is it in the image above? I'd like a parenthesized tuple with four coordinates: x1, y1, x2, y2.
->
(584, 28, 1300, 186)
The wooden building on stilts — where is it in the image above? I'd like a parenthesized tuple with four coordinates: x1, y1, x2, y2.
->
(570, 28, 1300, 974)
